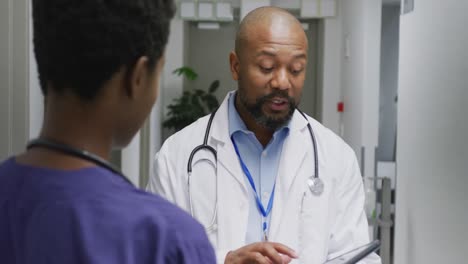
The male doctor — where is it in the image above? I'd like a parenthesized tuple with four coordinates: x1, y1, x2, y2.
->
(148, 6, 381, 264)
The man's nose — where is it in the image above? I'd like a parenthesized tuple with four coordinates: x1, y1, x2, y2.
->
(270, 68, 292, 90)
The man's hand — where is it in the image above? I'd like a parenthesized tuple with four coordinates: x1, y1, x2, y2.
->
(224, 242, 298, 264)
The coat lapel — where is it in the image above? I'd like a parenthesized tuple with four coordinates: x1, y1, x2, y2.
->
(210, 92, 249, 251)
(269, 110, 310, 239)
(210, 92, 247, 192)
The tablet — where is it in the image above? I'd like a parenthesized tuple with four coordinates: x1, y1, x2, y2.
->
(324, 240, 381, 264)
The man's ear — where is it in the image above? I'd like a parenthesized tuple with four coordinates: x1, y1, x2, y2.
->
(125, 56, 150, 98)
(229, 51, 240, 81)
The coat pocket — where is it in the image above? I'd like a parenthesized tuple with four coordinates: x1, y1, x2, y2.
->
(298, 188, 333, 264)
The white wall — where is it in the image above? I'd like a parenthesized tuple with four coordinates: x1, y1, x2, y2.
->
(160, 18, 185, 141)
(0, 0, 11, 159)
(340, 0, 382, 176)
(0, 0, 31, 160)
(121, 132, 140, 186)
(28, 0, 43, 140)
(394, 1, 468, 263)
(320, 5, 343, 134)
(184, 21, 238, 103)
(149, 95, 162, 170)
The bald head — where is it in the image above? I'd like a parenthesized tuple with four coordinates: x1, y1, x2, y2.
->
(235, 6, 307, 57)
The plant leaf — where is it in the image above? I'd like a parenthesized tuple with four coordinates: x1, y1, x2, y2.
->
(209, 80, 220, 93)
(172, 66, 198, 81)
(164, 73, 221, 132)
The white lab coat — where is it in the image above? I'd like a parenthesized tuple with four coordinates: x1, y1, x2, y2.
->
(148, 92, 381, 264)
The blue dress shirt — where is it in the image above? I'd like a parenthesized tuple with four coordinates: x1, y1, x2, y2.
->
(228, 93, 290, 244)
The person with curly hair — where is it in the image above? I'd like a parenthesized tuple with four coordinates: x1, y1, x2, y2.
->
(0, 0, 216, 263)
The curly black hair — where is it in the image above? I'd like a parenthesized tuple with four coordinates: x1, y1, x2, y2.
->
(32, 0, 176, 100)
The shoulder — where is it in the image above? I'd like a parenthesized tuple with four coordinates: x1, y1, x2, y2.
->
(31, 189, 215, 263)
(141, 192, 216, 262)
(135, 190, 208, 238)
(0, 158, 17, 195)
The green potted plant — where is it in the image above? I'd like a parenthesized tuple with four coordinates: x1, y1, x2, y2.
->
(163, 67, 220, 132)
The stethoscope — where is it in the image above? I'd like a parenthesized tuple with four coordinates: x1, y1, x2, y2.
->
(187, 108, 324, 233)
(26, 138, 134, 186)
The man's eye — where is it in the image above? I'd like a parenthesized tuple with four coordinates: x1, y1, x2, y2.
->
(260, 66, 273, 73)
(291, 68, 304, 75)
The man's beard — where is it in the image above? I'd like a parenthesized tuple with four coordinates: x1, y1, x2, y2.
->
(238, 89, 296, 131)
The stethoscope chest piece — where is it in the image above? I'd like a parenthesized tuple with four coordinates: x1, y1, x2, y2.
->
(307, 176, 324, 196)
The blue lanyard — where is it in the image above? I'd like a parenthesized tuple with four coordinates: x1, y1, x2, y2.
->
(231, 136, 276, 240)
